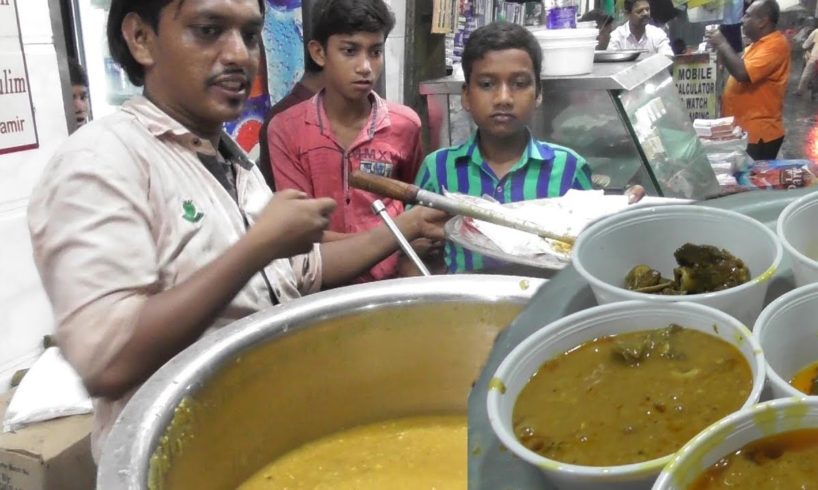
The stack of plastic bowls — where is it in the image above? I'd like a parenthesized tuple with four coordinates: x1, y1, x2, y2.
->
(527, 26, 599, 76)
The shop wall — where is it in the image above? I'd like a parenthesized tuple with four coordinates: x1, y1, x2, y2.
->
(0, 0, 68, 391)
(385, 0, 408, 104)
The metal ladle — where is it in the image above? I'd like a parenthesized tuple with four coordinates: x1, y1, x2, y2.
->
(371, 199, 431, 277)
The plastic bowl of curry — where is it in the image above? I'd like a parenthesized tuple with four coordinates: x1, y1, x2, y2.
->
(777, 189, 818, 288)
(487, 300, 765, 490)
(753, 282, 818, 399)
(653, 397, 818, 489)
(572, 205, 782, 326)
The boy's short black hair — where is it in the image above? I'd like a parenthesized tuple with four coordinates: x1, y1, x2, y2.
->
(461, 22, 542, 95)
(306, 0, 395, 72)
(579, 9, 613, 28)
(624, 0, 649, 13)
(68, 58, 88, 87)
(107, 0, 266, 86)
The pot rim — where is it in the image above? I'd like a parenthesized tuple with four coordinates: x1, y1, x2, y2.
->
(97, 274, 543, 489)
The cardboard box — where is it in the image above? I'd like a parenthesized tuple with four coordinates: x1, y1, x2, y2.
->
(0, 390, 95, 490)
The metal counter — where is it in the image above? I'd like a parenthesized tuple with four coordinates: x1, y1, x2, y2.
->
(419, 54, 721, 201)
(420, 53, 673, 94)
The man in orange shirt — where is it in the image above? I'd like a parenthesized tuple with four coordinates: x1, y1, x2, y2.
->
(706, 0, 790, 161)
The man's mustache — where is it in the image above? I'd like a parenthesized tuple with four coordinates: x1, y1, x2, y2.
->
(206, 68, 251, 85)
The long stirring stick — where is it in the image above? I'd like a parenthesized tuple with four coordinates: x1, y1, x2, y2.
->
(349, 171, 576, 247)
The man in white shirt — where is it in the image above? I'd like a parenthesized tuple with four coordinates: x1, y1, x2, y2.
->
(28, 0, 447, 461)
(607, 0, 674, 57)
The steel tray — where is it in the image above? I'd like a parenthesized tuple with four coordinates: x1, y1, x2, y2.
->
(594, 49, 643, 62)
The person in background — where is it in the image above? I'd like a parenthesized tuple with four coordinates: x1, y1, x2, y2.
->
(795, 23, 818, 96)
(607, 0, 673, 56)
(28, 0, 447, 461)
(706, 0, 790, 160)
(793, 17, 816, 49)
(268, 0, 433, 284)
(415, 22, 646, 274)
(68, 58, 90, 130)
(256, 59, 324, 191)
(579, 9, 614, 50)
(670, 38, 687, 55)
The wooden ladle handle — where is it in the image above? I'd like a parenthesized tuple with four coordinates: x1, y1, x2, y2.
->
(349, 171, 420, 203)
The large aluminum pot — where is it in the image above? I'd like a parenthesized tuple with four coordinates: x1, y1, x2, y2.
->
(98, 275, 542, 489)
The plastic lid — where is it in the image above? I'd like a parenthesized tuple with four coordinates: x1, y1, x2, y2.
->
(540, 40, 599, 49)
(528, 27, 599, 39)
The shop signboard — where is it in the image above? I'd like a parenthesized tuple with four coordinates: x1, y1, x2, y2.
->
(673, 53, 719, 121)
(0, 0, 38, 155)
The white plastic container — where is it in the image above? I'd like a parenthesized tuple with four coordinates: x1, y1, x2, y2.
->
(753, 282, 818, 399)
(528, 26, 599, 43)
(572, 205, 783, 326)
(652, 397, 818, 490)
(542, 41, 597, 76)
(487, 301, 765, 490)
(528, 27, 599, 76)
(777, 190, 818, 287)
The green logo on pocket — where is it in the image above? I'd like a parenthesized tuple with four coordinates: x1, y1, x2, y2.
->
(182, 200, 204, 223)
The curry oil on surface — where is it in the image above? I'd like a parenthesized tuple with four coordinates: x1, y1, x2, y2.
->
(512, 326, 751, 466)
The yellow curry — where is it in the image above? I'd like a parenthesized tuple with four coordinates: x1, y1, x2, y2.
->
(237, 415, 466, 489)
(691, 428, 818, 489)
(513, 325, 752, 466)
(790, 359, 818, 395)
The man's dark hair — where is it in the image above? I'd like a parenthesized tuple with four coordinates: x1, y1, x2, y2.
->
(107, 0, 266, 86)
(306, 0, 395, 72)
(752, 0, 780, 25)
(462, 22, 542, 95)
(579, 9, 613, 28)
(68, 58, 88, 87)
(624, 0, 649, 13)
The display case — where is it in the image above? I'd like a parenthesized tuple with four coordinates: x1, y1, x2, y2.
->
(419, 54, 720, 200)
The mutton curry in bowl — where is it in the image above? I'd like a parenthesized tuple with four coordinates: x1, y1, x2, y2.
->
(487, 300, 765, 490)
(753, 282, 818, 399)
(572, 205, 782, 325)
(652, 397, 818, 490)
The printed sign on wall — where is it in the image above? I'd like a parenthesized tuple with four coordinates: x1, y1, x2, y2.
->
(0, 0, 38, 155)
(673, 53, 719, 121)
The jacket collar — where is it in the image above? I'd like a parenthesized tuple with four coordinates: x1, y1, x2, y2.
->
(453, 129, 556, 171)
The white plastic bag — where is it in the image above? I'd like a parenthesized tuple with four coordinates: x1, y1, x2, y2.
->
(2, 347, 92, 432)
(700, 133, 753, 173)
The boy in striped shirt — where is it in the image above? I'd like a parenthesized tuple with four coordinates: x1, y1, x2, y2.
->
(415, 22, 593, 273)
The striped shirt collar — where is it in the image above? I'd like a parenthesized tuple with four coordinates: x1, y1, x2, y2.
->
(454, 129, 556, 171)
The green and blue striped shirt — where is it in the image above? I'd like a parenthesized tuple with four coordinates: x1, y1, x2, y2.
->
(415, 131, 593, 273)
